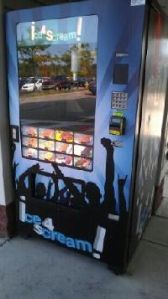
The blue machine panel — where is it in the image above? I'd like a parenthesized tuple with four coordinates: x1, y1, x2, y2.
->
(7, 0, 146, 273)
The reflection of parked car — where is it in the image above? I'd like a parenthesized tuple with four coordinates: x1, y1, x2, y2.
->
(21, 78, 42, 92)
(19, 77, 27, 90)
(88, 81, 96, 95)
(54, 75, 71, 90)
(42, 78, 55, 90)
(42, 76, 71, 91)
(72, 78, 86, 88)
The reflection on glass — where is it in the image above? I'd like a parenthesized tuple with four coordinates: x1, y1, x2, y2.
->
(18, 15, 97, 170)
(39, 128, 55, 140)
(22, 126, 38, 137)
(39, 151, 55, 162)
(56, 142, 73, 154)
(18, 17, 97, 137)
(55, 130, 73, 143)
(23, 147, 38, 158)
(74, 133, 93, 146)
(39, 139, 55, 151)
(22, 137, 38, 148)
(74, 145, 92, 158)
(56, 154, 73, 166)
(74, 157, 92, 170)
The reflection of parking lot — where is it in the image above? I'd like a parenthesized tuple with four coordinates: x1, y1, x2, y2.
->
(20, 89, 94, 104)
(20, 90, 96, 132)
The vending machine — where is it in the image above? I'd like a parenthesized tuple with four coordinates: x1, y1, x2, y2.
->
(6, 0, 168, 273)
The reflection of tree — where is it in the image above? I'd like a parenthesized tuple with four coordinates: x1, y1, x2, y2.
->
(18, 42, 96, 79)
(18, 26, 50, 77)
(18, 43, 50, 77)
(61, 50, 71, 76)
(78, 43, 96, 78)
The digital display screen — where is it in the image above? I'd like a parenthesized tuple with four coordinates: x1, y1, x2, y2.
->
(113, 64, 129, 85)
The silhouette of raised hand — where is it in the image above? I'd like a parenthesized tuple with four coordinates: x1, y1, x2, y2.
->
(46, 179, 53, 200)
(30, 164, 42, 174)
(101, 138, 113, 150)
(52, 162, 64, 178)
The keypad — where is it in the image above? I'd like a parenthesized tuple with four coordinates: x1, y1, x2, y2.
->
(112, 92, 128, 109)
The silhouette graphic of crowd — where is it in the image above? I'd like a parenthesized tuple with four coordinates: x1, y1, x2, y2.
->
(13, 137, 128, 272)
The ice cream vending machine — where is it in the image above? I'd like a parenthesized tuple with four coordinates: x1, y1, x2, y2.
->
(6, 0, 168, 273)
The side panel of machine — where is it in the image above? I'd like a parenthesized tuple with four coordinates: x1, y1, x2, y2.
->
(130, 8, 168, 252)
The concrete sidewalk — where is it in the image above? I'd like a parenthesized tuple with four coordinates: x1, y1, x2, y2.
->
(0, 216, 168, 299)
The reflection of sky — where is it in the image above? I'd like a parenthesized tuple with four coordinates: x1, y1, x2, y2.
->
(17, 15, 98, 46)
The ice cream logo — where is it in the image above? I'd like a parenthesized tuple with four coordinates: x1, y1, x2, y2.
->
(31, 22, 77, 42)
